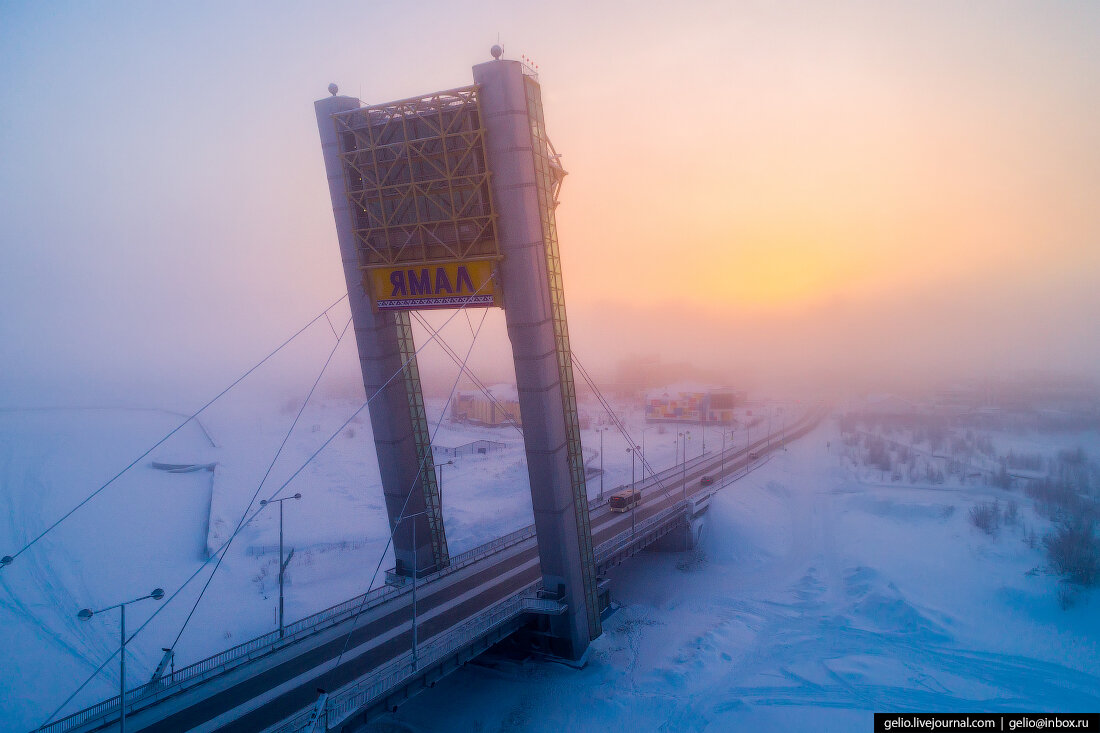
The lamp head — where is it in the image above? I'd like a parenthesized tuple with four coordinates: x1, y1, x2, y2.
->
(293, 493, 302, 500)
(77, 608, 94, 621)
(151, 588, 165, 601)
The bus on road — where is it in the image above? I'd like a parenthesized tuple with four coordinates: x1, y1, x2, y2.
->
(609, 488, 641, 513)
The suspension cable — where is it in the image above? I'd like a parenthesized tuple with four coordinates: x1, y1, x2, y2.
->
(169, 316, 353, 651)
(410, 311, 523, 436)
(570, 352, 680, 501)
(40, 281, 493, 728)
(328, 306, 490, 682)
(2, 293, 349, 571)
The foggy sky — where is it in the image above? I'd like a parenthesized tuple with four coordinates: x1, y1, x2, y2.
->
(2, 1, 1098, 407)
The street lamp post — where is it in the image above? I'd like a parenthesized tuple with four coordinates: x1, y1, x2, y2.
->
(627, 446, 638, 535)
(683, 433, 688, 499)
(678, 432, 691, 501)
(78, 588, 165, 733)
(260, 493, 302, 638)
(721, 429, 727, 479)
(393, 510, 429, 669)
(599, 427, 607, 502)
(434, 460, 454, 515)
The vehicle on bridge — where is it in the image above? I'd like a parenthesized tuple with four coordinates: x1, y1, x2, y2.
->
(749, 450, 761, 459)
(699, 476, 714, 486)
(609, 488, 641, 512)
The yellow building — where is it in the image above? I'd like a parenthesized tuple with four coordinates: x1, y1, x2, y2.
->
(450, 385, 522, 428)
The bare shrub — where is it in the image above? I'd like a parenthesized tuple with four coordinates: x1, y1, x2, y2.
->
(1043, 519, 1099, 586)
(1026, 478, 1083, 520)
(969, 500, 1001, 535)
(1057, 583, 1078, 610)
(1003, 499, 1019, 526)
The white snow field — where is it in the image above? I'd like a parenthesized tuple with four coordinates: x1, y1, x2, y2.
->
(0, 394, 759, 731)
(1, 404, 1097, 732)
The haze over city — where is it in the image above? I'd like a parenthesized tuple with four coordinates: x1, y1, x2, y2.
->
(3, 1, 1098, 405)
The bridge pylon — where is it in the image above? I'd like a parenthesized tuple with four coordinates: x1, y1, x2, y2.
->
(315, 52, 600, 659)
(315, 95, 448, 577)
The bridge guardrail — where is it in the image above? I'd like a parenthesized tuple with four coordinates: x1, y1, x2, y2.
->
(269, 582, 541, 733)
(269, 409, 825, 732)
(38, 526, 540, 733)
(594, 501, 687, 563)
(593, 427, 804, 565)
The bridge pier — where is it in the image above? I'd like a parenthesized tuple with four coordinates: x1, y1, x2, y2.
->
(647, 515, 705, 553)
(648, 495, 711, 553)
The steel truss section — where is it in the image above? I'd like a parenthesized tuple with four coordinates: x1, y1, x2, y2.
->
(332, 86, 500, 269)
(393, 310, 448, 571)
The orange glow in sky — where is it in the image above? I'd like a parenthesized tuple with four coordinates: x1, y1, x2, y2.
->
(3, 1, 1098, 392)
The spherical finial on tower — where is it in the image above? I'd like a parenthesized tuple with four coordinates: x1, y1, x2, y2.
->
(490, 44, 503, 60)
(327, 83, 339, 96)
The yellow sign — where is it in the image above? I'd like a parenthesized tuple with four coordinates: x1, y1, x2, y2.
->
(367, 260, 497, 311)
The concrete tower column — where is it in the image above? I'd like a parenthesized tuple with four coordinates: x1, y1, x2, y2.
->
(473, 59, 600, 659)
(315, 93, 446, 576)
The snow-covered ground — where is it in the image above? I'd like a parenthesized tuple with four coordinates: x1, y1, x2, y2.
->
(2, 405, 1097, 732)
(0, 394, 764, 731)
(367, 422, 1100, 732)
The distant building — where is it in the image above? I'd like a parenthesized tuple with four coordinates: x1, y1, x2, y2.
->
(436, 439, 507, 459)
(450, 385, 522, 428)
(450, 385, 593, 429)
(705, 388, 743, 424)
(645, 387, 745, 425)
